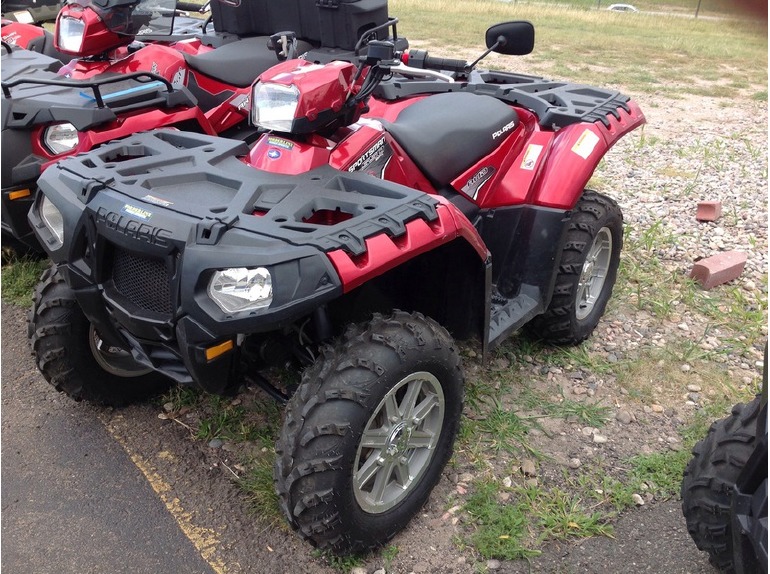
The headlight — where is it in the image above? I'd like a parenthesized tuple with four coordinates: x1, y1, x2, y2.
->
(208, 267, 273, 313)
(40, 195, 64, 246)
(43, 123, 79, 155)
(251, 82, 299, 132)
(58, 16, 85, 53)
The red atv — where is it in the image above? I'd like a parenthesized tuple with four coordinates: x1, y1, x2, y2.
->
(1, 0, 206, 61)
(1, 0, 397, 253)
(27, 20, 644, 554)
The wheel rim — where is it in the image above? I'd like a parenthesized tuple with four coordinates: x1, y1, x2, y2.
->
(575, 227, 613, 320)
(89, 325, 152, 378)
(353, 371, 445, 514)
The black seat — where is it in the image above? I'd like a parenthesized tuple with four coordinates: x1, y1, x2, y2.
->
(183, 36, 314, 88)
(382, 92, 519, 187)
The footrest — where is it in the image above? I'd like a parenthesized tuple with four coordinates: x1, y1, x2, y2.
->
(487, 288, 542, 350)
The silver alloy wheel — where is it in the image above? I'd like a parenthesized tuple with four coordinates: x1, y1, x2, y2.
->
(89, 325, 153, 378)
(353, 371, 445, 514)
(575, 226, 613, 320)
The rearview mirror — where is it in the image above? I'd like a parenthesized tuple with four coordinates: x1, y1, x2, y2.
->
(485, 21, 535, 56)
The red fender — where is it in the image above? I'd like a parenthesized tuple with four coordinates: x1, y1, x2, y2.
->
(532, 100, 646, 209)
(327, 198, 488, 293)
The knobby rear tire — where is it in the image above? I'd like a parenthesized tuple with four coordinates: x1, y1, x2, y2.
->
(527, 189, 623, 345)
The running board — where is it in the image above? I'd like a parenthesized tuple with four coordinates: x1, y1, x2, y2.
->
(486, 285, 544, 352)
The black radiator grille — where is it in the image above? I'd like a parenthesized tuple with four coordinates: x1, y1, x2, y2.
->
(112, 247, 172, 315)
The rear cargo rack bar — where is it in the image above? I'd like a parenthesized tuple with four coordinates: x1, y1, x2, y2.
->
(1, 71, 175, 108)
(354, 17, 398, 56)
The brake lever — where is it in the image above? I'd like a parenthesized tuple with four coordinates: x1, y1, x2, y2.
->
(389, 62, 455, 83)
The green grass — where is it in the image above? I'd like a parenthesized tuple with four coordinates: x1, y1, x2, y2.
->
(0, 255, 48, 307)
(464, 478, 616, 560)
(627, 450, 691, 499)
(391, 0, 767, 97)
(194, 394, 282, 446)
(464, 479, 543, 560)
(239, 453, 283, 526)
(519, 387, 612, 428)
(313, 550, 365, 572)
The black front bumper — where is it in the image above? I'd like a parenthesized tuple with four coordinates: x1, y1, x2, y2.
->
(30, 187, 343, 393)
(29, 130, 439, 393)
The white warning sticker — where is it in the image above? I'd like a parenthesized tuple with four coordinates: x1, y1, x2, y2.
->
(572, 129, 600, 159)
(520, 144, 543, 171)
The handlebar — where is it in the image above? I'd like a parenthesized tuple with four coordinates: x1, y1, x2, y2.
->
(405, 50, 469, 74)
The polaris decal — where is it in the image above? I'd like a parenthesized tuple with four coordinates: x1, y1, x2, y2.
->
(461, 166, 496, 200)
(267, 149, 281, 159)
(95, 207, 171, 247)
(520, 144, 543, 171)
(492, 120, 517, 140)
(121, 204, 152, 220)
(267, 137, 294, 150)
(348, 137, 392, 178)
(572, 129, 600, 159)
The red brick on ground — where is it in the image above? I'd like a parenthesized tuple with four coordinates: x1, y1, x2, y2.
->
(689, 250, 747, 289)
(696, 201, 722, 222)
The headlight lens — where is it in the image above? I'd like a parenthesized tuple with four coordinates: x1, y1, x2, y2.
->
(40, 195, 64, 246)
(58, 16, 85, 53)
(208, 267, 273, 313)
(251, 82, 299, 132)
(43, 123, 79, 155)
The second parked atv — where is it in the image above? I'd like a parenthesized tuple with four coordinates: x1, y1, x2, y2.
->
(27, 20, 645, 554)
(681, 348, 768, 574)
(2, 0, 399, 254)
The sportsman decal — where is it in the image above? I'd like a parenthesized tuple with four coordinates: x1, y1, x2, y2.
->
(347, 137, 392, 178)
(461, 166, 496, 200)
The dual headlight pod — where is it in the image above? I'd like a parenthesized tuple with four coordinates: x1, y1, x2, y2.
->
(208, 267, 273, 314)
(251, 82, 299, 132)
(43, 123, 79, 155)
(57, 16, 86, 53)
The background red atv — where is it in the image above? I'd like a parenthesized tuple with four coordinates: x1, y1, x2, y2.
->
(0, 0, 206, 60)
(1, 0, 399, 254)
(27, 20, 644, 554)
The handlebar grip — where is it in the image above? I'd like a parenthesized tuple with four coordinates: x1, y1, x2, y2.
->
(422, 55, 469, 73)
(175, 1, 204, 12)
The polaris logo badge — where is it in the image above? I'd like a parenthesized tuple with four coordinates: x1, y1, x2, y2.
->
(461, 166, 495, 200)
(492, 120, 517, 140)
(95, 207, 171, 247)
